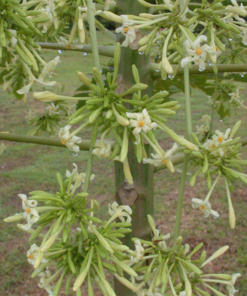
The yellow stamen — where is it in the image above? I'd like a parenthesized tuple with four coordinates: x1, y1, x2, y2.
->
(196, 48, 202, 55)
(124, 27, 129, 33)
(216, 46, 219, 52)
(28, 254, 34, 259)
(200, 205, 205, 210)
(218, 137, 223, 142)
(26, 208, 31, 213)
(138, 121, 144, 127)
(162, 159, 166, 164)
(61, 140, 66, 145)
(212, 144, 216, 148)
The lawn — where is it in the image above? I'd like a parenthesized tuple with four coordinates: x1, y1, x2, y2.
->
(0, 32, 246, 295)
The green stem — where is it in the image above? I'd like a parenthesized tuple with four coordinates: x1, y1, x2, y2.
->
(209, 75, 218, 137)
(87, 0, 101, 70)
(82, 121, 99, 193)
(38, 42, 115, 57)
(151, 64, 247, 77)
(174, 65, 192, 241)
(0, 132, 92, 150)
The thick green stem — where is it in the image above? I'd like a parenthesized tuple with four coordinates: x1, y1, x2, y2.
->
(209, 75, 218, 136)
(87, 0, 101, 69)
(0, 132, 92, 150)
(37, 43, 115, 57)
(114, 1, 153, 296)
(174, 65, 192, 241)
(83, 121, 98, 193)
(151, 63, 247, 77)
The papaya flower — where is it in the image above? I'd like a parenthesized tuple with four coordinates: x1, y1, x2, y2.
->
(116, 15, 136, 47)
(181, 35, 212, 71)
(192, 198, 219, 219)
(58, 125, 82, 153)
(126, 108, 157, 144)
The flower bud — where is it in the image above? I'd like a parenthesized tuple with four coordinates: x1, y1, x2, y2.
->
(33, 91, 58, 102)
(202, 246, 229, 267)
(4, 214, 23, 222)
(103, 11, 122, 23)
(162, 57, 173, 75)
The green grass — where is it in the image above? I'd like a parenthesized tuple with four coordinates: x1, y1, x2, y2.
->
(0, 32, 247, 295)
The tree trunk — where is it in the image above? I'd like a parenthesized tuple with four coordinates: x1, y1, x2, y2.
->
(114, 1, 154, 295)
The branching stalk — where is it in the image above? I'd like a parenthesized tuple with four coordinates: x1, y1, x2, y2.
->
(174, 65, 192, 241)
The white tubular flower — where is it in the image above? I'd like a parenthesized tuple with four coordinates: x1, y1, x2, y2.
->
(179, 292, 187, 296)
(92, 142, 111, 158)
(38, 269, 54, 296)
(0, 142, 6, 155)
(203, 128, 232, 157)
(5, 29, 17, 50)
(196, 115, 211, 136)
(65, 163, 95, 190)
(27, 244, 47, 266)
(108, 201, 132, 223)
(229, 89, 240, 102)
(17, 57, 60, 95)
(37, 8, 53, 33)
(130, 240, 145, 263)
(19, 194, 39, 230)
(58, 125, 82, 153)
(126, 109, 157, 145)
(45, 103, 59, 116)
(226, 273, 241, 296)
(153, 228, 170, 250)
(192, 198, 219, 219)
(226, 0, 247, 22)
(116, 15, 136, 47)
(66, 104, 77, 117)
(105, 0, 116, 10)
(143, 143, 178, 172)
(181, 36, 212, 71)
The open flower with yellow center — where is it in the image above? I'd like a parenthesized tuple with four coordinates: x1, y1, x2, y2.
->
(203, 128, 232, 157)
(229, 89, 240, 102)
(27, 244, 47, 266)
(116, 15, 136, 47)
(65, 163, 95, 190)
(181, 35, 212, 71)
(45, 103, 59, 116)
(108, 201, 132, 224)
(58, 125, 82, 153)
(19, 194, 39, 230)
(191, 198, 219, 219)
(143, 143, 178, 173)
(126, 109, 157, 144)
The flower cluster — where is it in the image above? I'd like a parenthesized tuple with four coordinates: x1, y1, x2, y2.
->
(104, 0, 247, 79)
(0, 1, 63, 99)
(34, 44, 198, 182)
(4, 171, 138, 296)
(26, 100, 77, 136)
(127, 215, 241, 296)
(187, 121, 247, 228)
